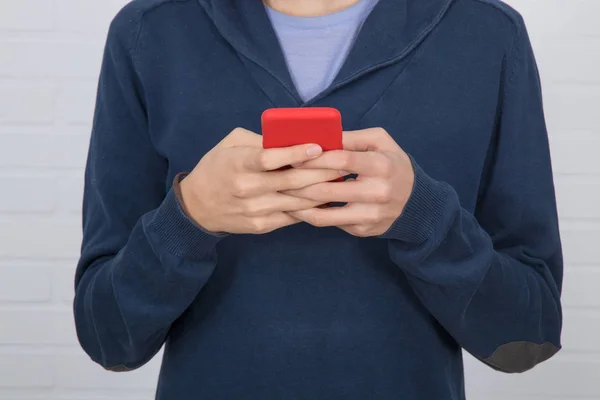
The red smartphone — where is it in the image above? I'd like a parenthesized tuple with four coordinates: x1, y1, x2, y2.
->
(261, 107, 343, 151)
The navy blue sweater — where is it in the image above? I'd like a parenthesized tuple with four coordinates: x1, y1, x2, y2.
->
(74, 0, 563, 398)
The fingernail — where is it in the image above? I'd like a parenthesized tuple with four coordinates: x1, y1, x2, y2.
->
(339, 170, 350, 176)
(306, 145, 322, 157)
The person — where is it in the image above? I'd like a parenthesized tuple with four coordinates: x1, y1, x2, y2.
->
(73, 0, 564, 398)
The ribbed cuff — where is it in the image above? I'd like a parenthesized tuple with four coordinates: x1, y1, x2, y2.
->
(147, 183, 228, 260)
(380, 156, 449, 244)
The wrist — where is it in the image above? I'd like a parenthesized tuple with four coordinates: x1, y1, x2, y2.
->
(176, 174, 193, 216)
(175, 173, 221, 234)
(146, 179, 228, 260)
(379, 156, 450, 244)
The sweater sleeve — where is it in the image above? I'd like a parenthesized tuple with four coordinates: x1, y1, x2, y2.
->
(73, 10, 226, 372)
(380, 21, 563, 373)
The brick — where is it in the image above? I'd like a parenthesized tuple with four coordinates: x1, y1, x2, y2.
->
(55, 352, 161, 390)
(0, 134, 89, 169)
(560, 224, 600, 265)
(0, 41, 103, 78)
(0, 217, 82, 259)
(53, 267, 77, 303)
(0, 354, 54, 387)
(0, 394, 154, 400)
(535, 37, 600, 84)
(0, 308, 75, 345)
(507, 0, 600, 37)
(57, 174, 85, 214)
(550, 132, 600, 175)
(471, 396, 591, 400)
(0, 389, 155, 400)
(562, 309, 600, 353)
(0, 126, 55, 135)
(544, 84, 600, 134)
(55, 80, 98, 125)
(0, 175, 57, 213)
(555, 177, 600, 219)
(0, 79, 55, 124)
(0, 0, 54, 31)
(474, 397, 594, 400)
(465, 355, 600, 398)
(0, 266, 52, 302)
(56, 0, 126, 34)
(562, 269, 600, 308)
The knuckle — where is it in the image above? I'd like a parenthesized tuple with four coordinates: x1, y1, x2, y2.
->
(375, 183, 393, 203)
(222, 127, 258, 148)
(380, 158, 394, 177)
(341, 152, 355, 170)
(242, 201, 263, 217)
(231, 177, 252, 197)
(249, 218, 271, 234)
(285, 172, 301, 189)
(312, 218, 325, 227)
(368, 208, 383, 223)
(315, 214, 331, 227)
(354, 225, 371, 237)
(304, 214, 323, 227)
(374, 127, 387, 137)
(256, 151, 271, 170)
(227, 127, 245, 141)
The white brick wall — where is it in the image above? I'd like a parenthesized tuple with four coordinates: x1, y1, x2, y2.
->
(0, 0, 597, 399)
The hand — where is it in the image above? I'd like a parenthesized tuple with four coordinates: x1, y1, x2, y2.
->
(180, 128, 344, 234)
(284, 128, 415, 237)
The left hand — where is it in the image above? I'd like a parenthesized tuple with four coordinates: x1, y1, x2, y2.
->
(284, 128, 415, 237)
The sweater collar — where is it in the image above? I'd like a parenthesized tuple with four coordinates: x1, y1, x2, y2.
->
(197, 0, 454, 105)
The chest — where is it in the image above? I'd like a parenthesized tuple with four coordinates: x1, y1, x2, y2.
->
(142, 30, 502, 212)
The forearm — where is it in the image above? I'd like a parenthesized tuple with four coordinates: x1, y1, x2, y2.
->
(383, 162, 562, 372)
(74, 188, 224, 371)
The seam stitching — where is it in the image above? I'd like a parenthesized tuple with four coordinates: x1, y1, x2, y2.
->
(465, 0, 522, 28)
(131, 0, 193, 58)
(332, 0, 454, 91)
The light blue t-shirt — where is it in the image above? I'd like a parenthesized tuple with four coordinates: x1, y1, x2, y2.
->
(265, 0, 380, 102)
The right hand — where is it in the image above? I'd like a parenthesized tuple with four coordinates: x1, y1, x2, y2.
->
(179, 128, 344, 234)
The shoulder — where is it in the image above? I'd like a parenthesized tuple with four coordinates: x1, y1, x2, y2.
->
(450, 0, 528, 49)
(458, 0, 525, 28)
(106, 0, 195, 51)
(450, 1, 540, 89)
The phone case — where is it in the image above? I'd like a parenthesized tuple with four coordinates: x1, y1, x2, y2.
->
(261, 107, 343, 151)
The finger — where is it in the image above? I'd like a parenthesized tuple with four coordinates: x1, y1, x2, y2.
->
(342, 130, 377, 151)
(295, 150, 392, 177)
(338, 224, 379, 238)
(230, 169, 343, 198)
(261, 168, 344, 192)
(343, 128, 398, 152)
(283, 179, 390, 203)
(244, 143, 323, 172)
(288, 203, 374, 227)
(245, 212, 300, 234)
(240, 193, 324, 216)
